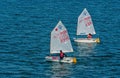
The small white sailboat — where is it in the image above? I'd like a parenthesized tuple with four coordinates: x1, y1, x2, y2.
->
(45, 21, 77, 63)
(74, 8, 100, 43)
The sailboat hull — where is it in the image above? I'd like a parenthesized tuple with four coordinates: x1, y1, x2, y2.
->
(74, 38, 100, 43)
(45, 56, 77, 63)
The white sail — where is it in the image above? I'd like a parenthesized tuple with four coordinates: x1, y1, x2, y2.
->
(50, 21, 73, 54)
(76, 8, 96, 35)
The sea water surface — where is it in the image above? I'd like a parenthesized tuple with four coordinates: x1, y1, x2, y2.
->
(0, 0, 120, 78)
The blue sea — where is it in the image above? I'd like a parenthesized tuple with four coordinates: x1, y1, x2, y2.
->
(0, 0, 120, 78)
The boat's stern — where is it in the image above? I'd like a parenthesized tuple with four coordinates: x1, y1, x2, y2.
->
(72, 57, 77, 63)
(95, 38, 100, 43)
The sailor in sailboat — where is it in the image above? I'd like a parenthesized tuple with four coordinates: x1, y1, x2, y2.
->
(87, 33, 92, 39)
(60, 50, 67, 60)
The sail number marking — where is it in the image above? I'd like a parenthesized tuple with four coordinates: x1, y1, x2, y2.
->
(59, 30, 69, 43)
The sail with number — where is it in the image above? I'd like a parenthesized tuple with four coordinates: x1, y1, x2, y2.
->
(77, 8, 96, 35)
(50, 21, 73, 54)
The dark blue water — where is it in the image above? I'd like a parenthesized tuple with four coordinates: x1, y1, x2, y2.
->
(0, 0, 120, 78)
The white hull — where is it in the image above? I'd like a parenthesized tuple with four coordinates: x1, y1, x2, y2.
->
(74, 38, 100, 43)
(45, 56, 77, 63)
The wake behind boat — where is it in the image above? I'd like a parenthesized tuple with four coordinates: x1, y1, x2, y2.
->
(45, 21, 77, 63)
(74, 8, 100, 43)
